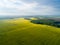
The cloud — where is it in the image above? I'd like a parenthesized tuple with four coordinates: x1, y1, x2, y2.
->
(0, 0, 60, 16)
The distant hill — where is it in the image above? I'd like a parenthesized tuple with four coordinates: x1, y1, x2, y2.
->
(0, 15, 60, 19)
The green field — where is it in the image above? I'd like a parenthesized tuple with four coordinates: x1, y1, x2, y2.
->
(0, 18, 60, 45)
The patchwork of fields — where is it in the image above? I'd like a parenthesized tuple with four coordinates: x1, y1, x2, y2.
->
(0, 18, 60, 45)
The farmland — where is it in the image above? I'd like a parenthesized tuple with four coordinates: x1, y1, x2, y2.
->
(0, 18, 60, 45)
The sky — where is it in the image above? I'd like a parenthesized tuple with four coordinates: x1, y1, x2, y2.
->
(0, 0, 60, 16)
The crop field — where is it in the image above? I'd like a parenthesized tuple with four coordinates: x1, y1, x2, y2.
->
(0, 18, 60, 45)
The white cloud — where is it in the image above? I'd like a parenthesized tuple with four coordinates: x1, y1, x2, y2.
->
(0, 0, 38, 9)
(0, 0, 57, 15)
